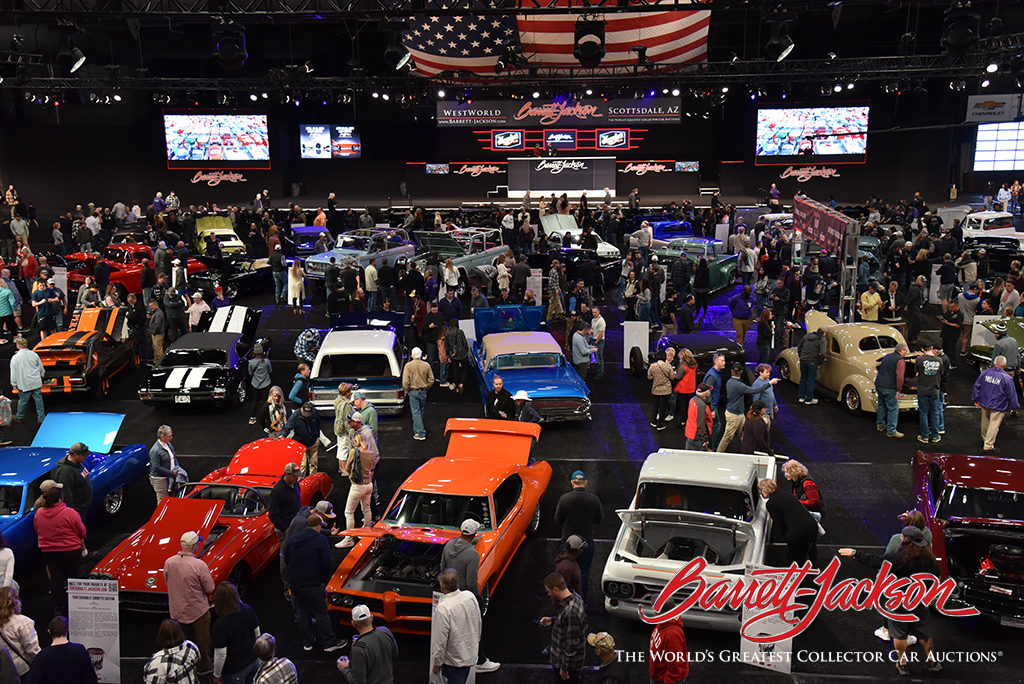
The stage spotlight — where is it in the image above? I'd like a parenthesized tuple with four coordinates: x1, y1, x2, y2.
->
(950, 79, 966, 92)
(58, 35, 87, 73)
(982, 78, 991, 88)
(213, 22, 247, 71)
(941, 5, 980, 57)
(249, 91, 258, 101)
(671, 88, 680, 96)
(764, 18, 795, 62)
(586, 88, 593, 96)
(781, 85, 790, 99)
(89, 92, 99, 103)
(384, 30, 412, 70)
(749, 89, 756, 100)
(846, 82, 855, 90)
(372, 92, 379, 99)
(382, 93, 390, 101)
(437, 89, 446, 98)
(820, 84, 831, 96)
(986, 61, 999, 73)
(573, 20, 606, 68)
(112, 93, 121, 102)
(630, 45, 654, 71)
(833, 83, 842, 93)
(261, 92, 268, 99)
(757, 86, 768, 98)
(826, 51, 836, 60)
(532, 91, 540, 99)
(279, 92, 291, 104)
(721, 86, 729, 93)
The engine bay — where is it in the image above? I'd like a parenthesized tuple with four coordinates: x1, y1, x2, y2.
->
(630, 526, 745, 566)
(355, 535, 443, 587)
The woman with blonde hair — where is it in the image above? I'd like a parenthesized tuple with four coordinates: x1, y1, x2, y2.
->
(287, 259, 306, 314)
(104, 283, 121, 307)
(257, 386, 289, 438)
(782, 459, 822, 520)
(0, 587, 39, 676)
(440, 258, 459, 299)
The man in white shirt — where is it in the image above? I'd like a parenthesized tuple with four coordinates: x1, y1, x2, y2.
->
(10, 337, 45, 423)
(430, 569, 481, 684)
(591, 307, 606, 380)
(364, 258, 379, 311)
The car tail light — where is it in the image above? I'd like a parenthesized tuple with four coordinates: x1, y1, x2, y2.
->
(139, 391, 151, 400)
(213, 389, 227, 399)
(69, 377, 85, 385)
(397, 389, 405, 401)
(88, 352, 98, 371)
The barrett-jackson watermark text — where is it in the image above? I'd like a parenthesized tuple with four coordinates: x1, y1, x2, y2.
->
(191, 171, 248, 186)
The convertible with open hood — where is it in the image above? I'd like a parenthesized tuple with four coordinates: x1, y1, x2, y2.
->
(325, 419, 548, 634)
(91, 437, 332, 611)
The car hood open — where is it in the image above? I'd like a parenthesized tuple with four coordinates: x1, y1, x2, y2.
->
(339, 525, 459, 545)
(617, 508, 756, 539)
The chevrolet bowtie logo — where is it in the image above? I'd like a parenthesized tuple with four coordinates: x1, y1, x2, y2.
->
(973, 100, 1006, 110)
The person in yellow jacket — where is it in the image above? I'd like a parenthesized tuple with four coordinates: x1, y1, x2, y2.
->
(860, 281, 882, 321)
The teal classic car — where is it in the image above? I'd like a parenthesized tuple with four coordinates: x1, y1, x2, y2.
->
(653, 237, 740, 293)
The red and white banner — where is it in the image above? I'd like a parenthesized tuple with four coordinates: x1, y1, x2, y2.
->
(792, 195, 851, 255)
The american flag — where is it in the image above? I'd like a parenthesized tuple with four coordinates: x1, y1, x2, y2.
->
(403, 9, 710, 78)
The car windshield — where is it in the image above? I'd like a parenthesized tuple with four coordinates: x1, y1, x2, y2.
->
(493, 353, 562, 370)
(858, 336, 899, 353)
(183, 484, 271, 517)
(384, 489, 492, 531)
(161, 349, 229, 367)
(637, 482, 753, 522)
(102, 247, 137, 264)
(316, 353, 394, 378)
(0, 485, 24, 517)
(936, 485, 1024, 522)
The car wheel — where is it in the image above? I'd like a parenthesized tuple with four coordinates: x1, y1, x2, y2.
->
(235, 381, 247, 406)
(480, 579, 492, 617)
(224, 283, 239, 299)
(728, 269, 739, 286)
(455, 277, 467, 297)
(843, 386, 862, 414)
(228, 563, 251, 597)
(777, 358, 790, 381)
(629, 347, 645, 378)
(527, 504, 541, 536)
(102, 486, 125, 517)
(310, 491, 325, 506)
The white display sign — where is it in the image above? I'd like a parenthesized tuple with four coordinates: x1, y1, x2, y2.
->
(527, 269, 543, 303)
(965, 94, 1023, 123)
(68, 579, 120, 683)
(739, 564, 793, 675)
(52, 266, 68, 299)
(622, 321, 649, 369)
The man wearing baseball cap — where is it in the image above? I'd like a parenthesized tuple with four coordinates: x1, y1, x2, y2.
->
(554, 535, 587, 595)
(282, 402, 323, 476)
(588, 632, 627, 683)
(269, 463, 303, 599)
(51, 442, 93, 520)
(554, 471, 603, 601)
(337, 603, 398, 682)
(401, 347, 434, 441)
(164, 531, 215, 674)
(284, 516, 344, 653)
(440, 519, 500, 673)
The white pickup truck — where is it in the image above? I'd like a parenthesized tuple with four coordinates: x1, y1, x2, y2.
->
(602, 448, 777, 632)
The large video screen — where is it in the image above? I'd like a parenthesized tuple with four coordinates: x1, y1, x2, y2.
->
(755, 105, 868, 165)
(299, 125, 361, 159)
(974, 122, 1024, 171)
(164, 112, 270, 169)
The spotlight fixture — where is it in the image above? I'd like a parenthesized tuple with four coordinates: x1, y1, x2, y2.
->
(826, 51, 837, 60)
(57, 35, 87, 73)
(112, 93, 121, 102)
(833, 83, 843, 93)
(532, 91, 540, 99)
(981, 78, 991, 88)
(261, 92, 268, 99)
(437, 89, 446, 98)
(780, 85, 790, 99)
(749, 89, 757, 100)
(382, 93, 390, 101)
(630, 45, 654, 71)
(279, 91, 291, 104)
(586, 88, 593, 96)
(249, 91, 258, 101)
(383, 26, 412, 70)
(913, 81, 928, 95)
(764, 15, 796, 62)
(820, 84, 831, 96)
(720, 86, 729, 93)
(986, 61, 999, 73)
(950, 79, 966, 92)
(494, 40, 528, 74)
(757, 86, 768, 98)
(941, 5, 981, 57)
(372, 92, 379, 99)
(846, 82, 855, 90)
(573, 19, 606, 69)
(671, 88, 680, 96)
(213, 22, 247, 71)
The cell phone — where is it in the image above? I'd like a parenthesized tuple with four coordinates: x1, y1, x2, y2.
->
(533, 618, 544, 624)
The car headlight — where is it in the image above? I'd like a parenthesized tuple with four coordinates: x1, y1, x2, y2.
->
(342, 595, 355, 607)
(606, 581, 618, 595)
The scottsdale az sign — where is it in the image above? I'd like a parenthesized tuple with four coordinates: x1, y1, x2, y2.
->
(437, 98, 681, 127)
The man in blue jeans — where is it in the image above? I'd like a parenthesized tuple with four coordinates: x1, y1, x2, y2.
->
(875, 342, 909, 438)
(797, 326, 827, 404)
(402, 347, 434, 440)
(269, 244, 287, 304)
(915, 340, 946, 444)
(10, 337, 45, 424)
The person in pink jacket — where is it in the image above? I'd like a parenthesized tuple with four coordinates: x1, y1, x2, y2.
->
(33, 483, 86, 616)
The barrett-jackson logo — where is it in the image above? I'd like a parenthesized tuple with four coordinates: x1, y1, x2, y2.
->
(454, 164, 502, 177)
(514, 101, 602, 126)
(621, 162, 670, 176)
(535, 159, 587, 174)
(191, 171, 247, 186)
(639, 558, 978, 643)
(779, 166, 841, 182)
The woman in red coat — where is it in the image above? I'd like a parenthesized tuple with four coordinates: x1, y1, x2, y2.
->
(673, 348, 698, 429)
(33, 485, 86, 616)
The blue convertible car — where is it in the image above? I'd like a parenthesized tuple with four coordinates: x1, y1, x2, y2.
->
(0, 412, 148, 567)
(470, 306, 592, 422)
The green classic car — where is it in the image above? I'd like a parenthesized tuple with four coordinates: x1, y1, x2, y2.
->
(967, 317, 1024, 371)
(653, 237, 740, 293)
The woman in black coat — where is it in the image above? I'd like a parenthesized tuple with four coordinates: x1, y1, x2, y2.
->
(693, 258, 711, 319)
(758, 479, 817, 566)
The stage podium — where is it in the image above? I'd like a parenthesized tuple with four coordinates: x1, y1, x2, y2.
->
(507, 156, 616, 199)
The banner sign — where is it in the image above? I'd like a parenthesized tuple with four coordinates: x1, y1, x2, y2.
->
(739, 565, 794, 673)
(508, 157, 617, 194)
(597, 129, 630, 149)
(492, 130, 525, 151)
(544, 129, 578, 151)
(190, 171, 247, 186)
(437, 98, 681, 127)
(966, 94, 1023, 123)
(452, 163, 503, 177)
(779, 166, 841, 182)
(69, 579, 120, 682)
(620, 162, 671, 176)
(792, 195, 850, 254)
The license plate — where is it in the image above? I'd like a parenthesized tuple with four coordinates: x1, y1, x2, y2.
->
(990, 585, 1013, 596)
(1000, 616, 1024, 628)
(174, 395, 191, 404)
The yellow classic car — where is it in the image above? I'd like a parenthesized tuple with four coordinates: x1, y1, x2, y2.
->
(776, 311, 919, 414)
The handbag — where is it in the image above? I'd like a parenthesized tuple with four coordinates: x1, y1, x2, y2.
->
(348, 450, 364, 484)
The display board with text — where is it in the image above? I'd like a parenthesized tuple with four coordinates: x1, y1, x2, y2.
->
(438, 98, 681, 127)
(507, 157, 616, 197)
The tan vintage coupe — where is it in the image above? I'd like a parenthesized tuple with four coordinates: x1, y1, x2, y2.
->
(776, 311, 919, 414)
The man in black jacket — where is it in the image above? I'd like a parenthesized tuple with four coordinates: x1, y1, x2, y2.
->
(671, 255, 691, 297)
(269, 244, 287, 304)
(770, 277, 791, 350)
(377, 258, 396, 311)
(760, 479, 818, 567)
(486, 375, 516, 419)
(283, 515, 344, 652)
(338, 604, 400, 684)
(403, 263, 425, 323)
(797, 327, 827, 404)
(420, 301, 444, 377)
(324, 257, 341, 293)
(269, 462, 302, 599)
(51, 442, 93, 519)
(140, 259, 156, 307)
(553, 470, 603, 600)
(283, 402, 323, 476)
(906, 276, 926, 343)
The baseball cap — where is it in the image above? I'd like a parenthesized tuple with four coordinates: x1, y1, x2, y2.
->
(181, 531, 201, 546)
(566, 535, 588, 551)
(348, 411, 363, 423)
(39, 479, 63, 492)
(283, 462, 301, 475)
(215, 286, 224, 292)
(69, 442, 89, 455)
(194, 292, 203, 299)
(460, 519, 481, 535)
(314, 500, 337, 518)
(351, 605, 372, 621)
(47, 278, 55, 285)
(301, 401, 315, 414)
(351, 390, 366, 401)
(571, 470, 587, 482)
(587, 632, 615, 652)
(697, 382, 712, 393)
(902, 526, 928, 547)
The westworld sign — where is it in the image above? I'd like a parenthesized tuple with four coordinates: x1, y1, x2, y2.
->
(437, 98, 681, 127)
(639, 558, 979, 643)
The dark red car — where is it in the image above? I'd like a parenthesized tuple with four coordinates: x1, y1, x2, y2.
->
(66, 244, 207, 299)
(914, 451, 1024, 627)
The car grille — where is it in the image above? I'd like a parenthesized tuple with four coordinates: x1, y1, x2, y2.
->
(633, 581, 740, 614)
(532, 397, 591, 420)
(120, 591, 170, 613)
(396, 601, 432, 617)
(305, 261, 324, 274)
(961, 580, 1024, 619)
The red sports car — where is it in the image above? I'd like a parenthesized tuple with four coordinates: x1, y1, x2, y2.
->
(326, 418, 549, 634)
(914, 450, 1024, 626)
(66, 244, 207, 300)
(91, 438, 333, 611)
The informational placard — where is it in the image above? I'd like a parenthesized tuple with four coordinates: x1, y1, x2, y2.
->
(965, 94, 1023, 123)
(68, 579, 120, 683)
(739, 564, 793, 674)
(52, 266, 68, 299)
(527, 269, 543, 303)
(622, 321, 649, 369)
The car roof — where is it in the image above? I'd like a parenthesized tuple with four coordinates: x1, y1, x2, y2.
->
(321, 328, 397, 351)
(937, 454, 1024, 492)
(167, 332, 241, 352)
(402, 456, 519, 497)
(827, 322, 903, 348)
(482, 331, 562, 366)
(641, 449, 757, 490)
(967, 211, 1013, 219)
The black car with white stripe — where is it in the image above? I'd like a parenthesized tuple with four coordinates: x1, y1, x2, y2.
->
(138, 305, 270, 407)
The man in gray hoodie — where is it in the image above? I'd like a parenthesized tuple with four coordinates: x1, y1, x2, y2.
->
(440, 519, 500, 673)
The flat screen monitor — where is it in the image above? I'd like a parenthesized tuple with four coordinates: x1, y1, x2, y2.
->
(675, 161, 699, 172)
(426, 164, 450, 175)
(164, 112, 270, 169)
(299, 125, 361, 159)
(974, 122, 1024, 171)
(755, 105, 868, 165)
